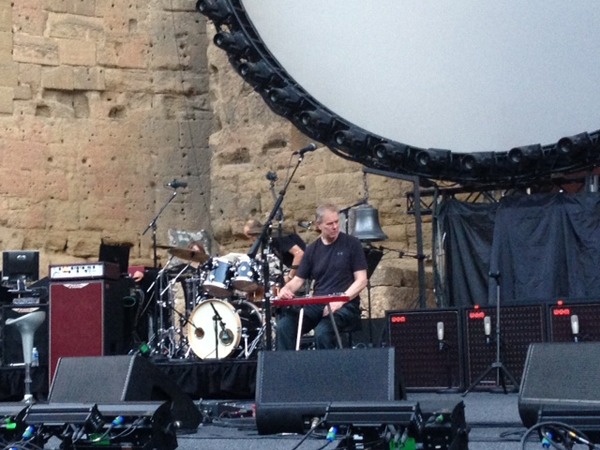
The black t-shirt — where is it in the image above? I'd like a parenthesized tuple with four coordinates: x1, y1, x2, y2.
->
(271, 233, 306, 268)
(297, 232, 367, 298)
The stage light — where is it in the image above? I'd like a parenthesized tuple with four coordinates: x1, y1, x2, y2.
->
(458, 152, 496, 178)
(557, 132, 592, 159)
(213, 30, 252, 56)
(333, 128, 368, 150)
(297, 108, 337, 140)
(267, 86, 303, 108)
(371, 141, 407, 167)
(196, 0, 233, 26)
(237, 60, 280, 87)
(415, 149, 451, 174)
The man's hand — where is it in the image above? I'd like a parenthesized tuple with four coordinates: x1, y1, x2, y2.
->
(323, 301, 345, 316)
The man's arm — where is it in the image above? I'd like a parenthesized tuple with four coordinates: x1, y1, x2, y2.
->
(284, 244, 304, 283)
(278, 275, 305, 299)
(325, 269, 368, 315)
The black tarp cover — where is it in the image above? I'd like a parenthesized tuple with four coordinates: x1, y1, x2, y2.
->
(437, 192, 600, 306)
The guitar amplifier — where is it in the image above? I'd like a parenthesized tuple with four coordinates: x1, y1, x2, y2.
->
(387, 309, 464, 391)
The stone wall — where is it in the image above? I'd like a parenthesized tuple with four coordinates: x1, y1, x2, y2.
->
(1, 0, 212, 271)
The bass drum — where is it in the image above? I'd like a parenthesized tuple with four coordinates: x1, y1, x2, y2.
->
(187, 299, 263, 359)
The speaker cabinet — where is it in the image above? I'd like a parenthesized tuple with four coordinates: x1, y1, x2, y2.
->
(49, 355, 201, 431)
(1, 304, 48, 367)
(548, 301, 600, 342)
(464, 304, 546, 389)
(387, 309, 463, 391)
(519, 342, 600, 429)
(255, 348, 399, 434)
(49, 279, 129, 382)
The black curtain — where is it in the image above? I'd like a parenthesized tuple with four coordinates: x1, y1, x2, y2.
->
(437, 192, 600, 306)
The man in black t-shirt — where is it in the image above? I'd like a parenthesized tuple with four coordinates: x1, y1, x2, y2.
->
(277, 203, 368, 350)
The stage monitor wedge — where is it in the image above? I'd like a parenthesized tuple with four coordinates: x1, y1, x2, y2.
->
(49, 355, 201, 431)
(519, 342, 600, 429)
(255, 348, 401, 435)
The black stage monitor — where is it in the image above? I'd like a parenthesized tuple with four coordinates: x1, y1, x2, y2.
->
(2, 250, 40, 284)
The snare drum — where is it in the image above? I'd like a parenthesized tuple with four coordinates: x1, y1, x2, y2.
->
(187, 299, 263, 359)
(202, 257, 233, 298)
(231, 255, 261, 292)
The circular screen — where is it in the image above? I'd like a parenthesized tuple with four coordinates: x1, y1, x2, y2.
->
(241, 0, 600, 153)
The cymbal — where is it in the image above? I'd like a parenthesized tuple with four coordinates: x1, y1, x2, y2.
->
(168, 247, 209, 264)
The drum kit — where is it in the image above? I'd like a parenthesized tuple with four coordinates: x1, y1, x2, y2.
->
(145, 241, 281, 361)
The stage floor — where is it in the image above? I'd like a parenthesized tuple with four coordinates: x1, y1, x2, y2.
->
(0, 356, 584, 449)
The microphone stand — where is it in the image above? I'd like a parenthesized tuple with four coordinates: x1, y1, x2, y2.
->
(208, 301, 227, 359)
(142, 189, 179, 268)
(248, 150, 308, 351)
(462, 271, 519, 396)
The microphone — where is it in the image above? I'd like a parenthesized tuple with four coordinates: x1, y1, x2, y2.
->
(437, 321, 445, 351)
(297, 220, 313, 229)
(265, 171, 278, 181)
(219, 328, 234, 345)
(293, 143, 317, 156)
(571, 314, 579, 342)
(167, 179, 188, 189)
(483, 316, 492, 344)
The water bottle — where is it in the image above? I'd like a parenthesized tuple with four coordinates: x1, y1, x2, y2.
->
(31, 347, 39, 367)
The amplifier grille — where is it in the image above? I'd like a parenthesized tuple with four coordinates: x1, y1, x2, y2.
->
(387, 309, 463, 391)
(464, 304, 545, 388)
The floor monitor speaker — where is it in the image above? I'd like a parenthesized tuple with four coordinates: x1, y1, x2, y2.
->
(519, 342, 600, 429)
(255, 348, 400, 435)
(48, 355, 201, 431)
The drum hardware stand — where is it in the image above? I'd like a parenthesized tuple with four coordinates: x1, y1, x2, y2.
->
(462, 271, 519, 396)
(248, 145, 312, 350)
(208, 301, 234, 360)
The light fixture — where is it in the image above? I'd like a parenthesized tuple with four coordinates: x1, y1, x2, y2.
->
(213, 31, 252, 56)
(296, 109, 336, 140)
(414, 149, 451, 176)
(372, 141, 408, 169)
(196, 0, 233, 26)
(267, 86, 303, 108)
(237, 60, 280, 87)
(557, 132, 592, 160)
(332, 128, 370, 153)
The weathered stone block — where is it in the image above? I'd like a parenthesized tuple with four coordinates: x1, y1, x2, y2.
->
(0, 87, 13, 114)
(73, 67, 105, 91)
(0, 63, 19, 88)
(13, 34, 59, 66)
(58, 38, 96, 66)
(0, 2, 11, 33)
(47, 13, 104, 40)
(42, 66, 74, 90)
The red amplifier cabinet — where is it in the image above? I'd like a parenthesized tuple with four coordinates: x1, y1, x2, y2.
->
(49, 279, 128, 383)
(387, 308, 464, 391)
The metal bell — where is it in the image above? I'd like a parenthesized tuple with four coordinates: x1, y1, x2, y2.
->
(350, 204, 388, 242)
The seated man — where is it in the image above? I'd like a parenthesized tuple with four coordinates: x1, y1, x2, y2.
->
(276, 203, 367, 350)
